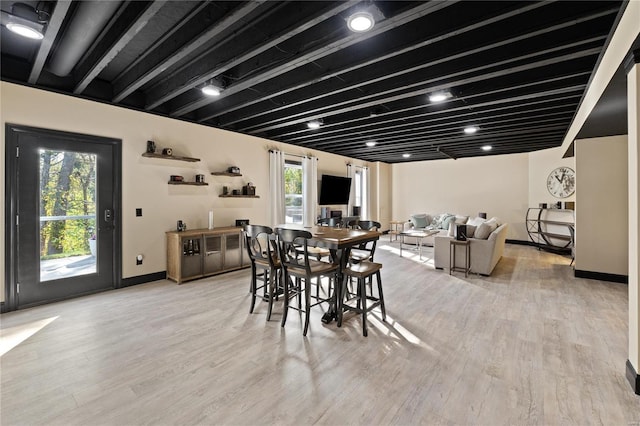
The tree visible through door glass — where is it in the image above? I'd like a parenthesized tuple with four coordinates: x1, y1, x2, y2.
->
(39, 149, 97, 281)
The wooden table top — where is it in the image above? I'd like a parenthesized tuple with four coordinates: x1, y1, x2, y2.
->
(276, 225, 380, 249)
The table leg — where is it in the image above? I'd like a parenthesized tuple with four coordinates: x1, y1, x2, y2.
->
(322, 247, 348, 324)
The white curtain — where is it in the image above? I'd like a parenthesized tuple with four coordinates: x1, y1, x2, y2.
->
(302, 156, 318, 227)
(362, 166, 370, 219)
(269, 150, 285, 228)
(346, 164, 356, 216)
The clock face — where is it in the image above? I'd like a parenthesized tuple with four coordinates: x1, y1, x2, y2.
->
(547, 166, 575, 198)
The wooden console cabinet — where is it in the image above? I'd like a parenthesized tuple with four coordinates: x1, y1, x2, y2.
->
(166, 226, 249, 284)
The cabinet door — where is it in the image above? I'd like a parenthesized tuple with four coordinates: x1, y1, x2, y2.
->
(204, 235, 223, 274)
(224, 232, 242, 269)
(181, 237, 203, 278)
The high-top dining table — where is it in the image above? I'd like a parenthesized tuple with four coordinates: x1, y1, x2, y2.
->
(276, 224, 381, 322)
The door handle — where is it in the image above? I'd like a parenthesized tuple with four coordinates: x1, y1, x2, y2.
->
(104, 209, 113, 222)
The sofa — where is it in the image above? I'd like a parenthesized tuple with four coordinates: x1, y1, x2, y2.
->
(434, 221, 508, 276)
(402, 213, 470, 246)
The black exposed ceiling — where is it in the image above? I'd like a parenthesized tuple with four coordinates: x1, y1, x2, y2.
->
(0, 0, 624, 163)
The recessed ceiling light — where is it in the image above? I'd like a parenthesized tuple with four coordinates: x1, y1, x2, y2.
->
(365, 141, 377, 147)
(6, 22, 44, 40)
(428, 91, 452, 103)
(402, 153, 411, 158)
(307, 120, 322, 129)
(201, 85, 221, 96)
(464, 126, 478, 134)
(481, 145, 492, 151)
(347, 11, 374, 32)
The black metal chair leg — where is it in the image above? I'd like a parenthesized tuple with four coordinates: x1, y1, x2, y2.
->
(266, 268, 274, 321)
(249, 264, 257, 313)
(376, 270, 386, 321)
(303, 279, 312, 336)
(359, 277, 368, 337)
(281, 272, 290, 327)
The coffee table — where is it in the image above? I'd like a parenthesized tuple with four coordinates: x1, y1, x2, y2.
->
(399, 230, 439, 260)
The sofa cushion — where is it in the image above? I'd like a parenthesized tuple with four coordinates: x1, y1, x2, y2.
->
(410, 214, 429, 229)
(467, 216, 486, 227)
(475, 221, 498, 239)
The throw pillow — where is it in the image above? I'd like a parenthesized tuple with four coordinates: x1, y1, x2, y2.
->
(466, 224, 477, 238)
(410, 214, 428, 229)
(467, 216, 486, 227)
(440, 214, 456, 230)
(475, 221, 498, 239)
(455, 215, 469, 224)
(430, 214, 443, 228)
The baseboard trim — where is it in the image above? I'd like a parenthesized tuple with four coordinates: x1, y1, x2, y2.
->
(506, 239, 533, 246)
(626, 360, 640, 395)
(121, 271, 167, 288)
(575, 269, 628, 284)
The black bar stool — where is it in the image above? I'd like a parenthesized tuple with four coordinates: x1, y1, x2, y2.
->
(275, 228, 339, 336)
(337, 261, 386, 336)
(243, 225, 280, 321)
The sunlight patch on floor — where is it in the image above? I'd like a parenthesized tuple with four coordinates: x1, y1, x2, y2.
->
(378, 243, 435, 267)
(0, 316, 59, 357)
(368, 314, 437, 352)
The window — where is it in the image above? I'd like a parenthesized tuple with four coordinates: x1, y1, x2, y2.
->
(284, 160, 303, 224)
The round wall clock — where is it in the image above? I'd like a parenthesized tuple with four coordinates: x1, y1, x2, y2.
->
(547, 166, 575, 198)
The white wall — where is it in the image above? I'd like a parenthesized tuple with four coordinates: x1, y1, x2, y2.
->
(0, 82, 372, 301)
(575, 135, 628, 276)
(392, 154, 530, 240)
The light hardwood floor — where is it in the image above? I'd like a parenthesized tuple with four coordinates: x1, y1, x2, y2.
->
(2, 242, 639, 425)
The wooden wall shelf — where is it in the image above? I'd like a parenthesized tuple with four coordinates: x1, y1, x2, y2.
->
(168, 181, 209, 186)
(211, 171, 243, 176)
(219, 194, 259, 198)
(142, 152, 200, 162)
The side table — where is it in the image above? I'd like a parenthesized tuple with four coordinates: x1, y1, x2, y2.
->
(449, 239, 471, 277)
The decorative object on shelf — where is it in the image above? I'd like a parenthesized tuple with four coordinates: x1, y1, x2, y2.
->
(223, 186, 229, 195)
(232, 189, 240, 195)
(236, 219, 250, 227)
(228, 166, 240, 174)
(539, 203, 547, 208)
(177, 220, 187, 232)
(162, 147, 173, 156)
(170, 175, 184, 182)
(243, 183, 256, 196)
(146, 140, 156, 153)
(208, 210, 214, 229)
(546, 166, 575, 198)
(195, 174, 205, 183)
(563, 201, 575, 210)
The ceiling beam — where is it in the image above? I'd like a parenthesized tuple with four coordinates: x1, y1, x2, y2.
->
(209, 5, 616, 127)
(243, 42, 602, 135)
(283, 73, 590, 143)
(169, 1, 458, 117)
(73, 1, 165, 94)
(28, 0, 72, 84)
(112, 1, 265, 103)
(144, 1, 358, 110)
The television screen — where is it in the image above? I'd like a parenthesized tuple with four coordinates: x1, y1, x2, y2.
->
(318, 175, 351, 205)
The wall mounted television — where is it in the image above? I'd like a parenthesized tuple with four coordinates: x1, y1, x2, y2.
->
(318, 174, 351, 205)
